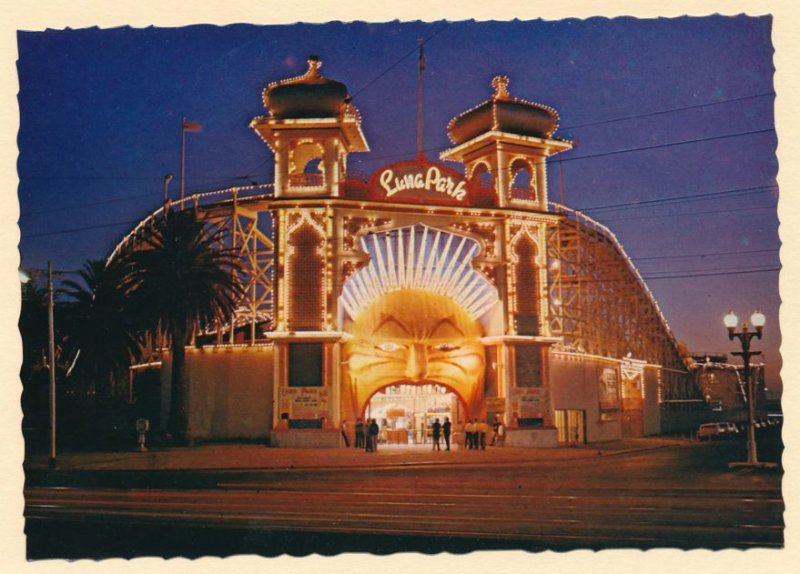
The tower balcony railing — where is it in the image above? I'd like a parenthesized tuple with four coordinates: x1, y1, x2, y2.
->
(510, 185, 537, 202)
(288, 173, 325, 188)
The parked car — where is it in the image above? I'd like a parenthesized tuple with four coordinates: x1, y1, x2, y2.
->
(721, 422, 739, 435)
(697, 422, 738, 441)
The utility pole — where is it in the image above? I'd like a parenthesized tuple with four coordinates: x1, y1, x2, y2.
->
(47, 261, 56, 469)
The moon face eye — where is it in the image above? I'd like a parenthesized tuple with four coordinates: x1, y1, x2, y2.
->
(376, 342, 403, 352)
(436, 343, 459, 352)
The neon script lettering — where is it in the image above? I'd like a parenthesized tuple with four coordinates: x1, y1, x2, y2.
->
(379, 166, 467, 201)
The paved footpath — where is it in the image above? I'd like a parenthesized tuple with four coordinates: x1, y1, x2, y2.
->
(25, 438, 684, 472)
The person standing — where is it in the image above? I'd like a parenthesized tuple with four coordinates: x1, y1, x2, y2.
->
(443, 417, 452, 451)
(496, 419, 505, 447)
(355, 418, 365, 449)
(465, 419, 475, 450)
(365, 419, 374, 452)
(491, 416, 500, 446)
(478, 419, 489, 450)
(368, 418, 379, 453)
(340, 419, 350, 447)
(431, 418, 442, 451)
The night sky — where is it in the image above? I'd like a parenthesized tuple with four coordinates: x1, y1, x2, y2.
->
(15, 17, 781, 394)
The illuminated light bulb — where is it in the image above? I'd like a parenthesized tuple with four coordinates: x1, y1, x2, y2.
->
(723, 311, 739, 330)
(750, 310, 766, 329)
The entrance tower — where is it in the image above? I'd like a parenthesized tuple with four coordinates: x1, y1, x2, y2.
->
(251, 56, 369, 198)
(440, 76, 571, 210)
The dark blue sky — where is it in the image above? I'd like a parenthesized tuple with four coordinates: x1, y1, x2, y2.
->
(16, 17, 780, 393)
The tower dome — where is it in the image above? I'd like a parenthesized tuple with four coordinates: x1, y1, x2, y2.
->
(447, 76, 560, 145)
(263, 56, 351, 119)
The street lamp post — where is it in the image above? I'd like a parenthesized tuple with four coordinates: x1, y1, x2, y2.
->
(724, 309, 776, 469)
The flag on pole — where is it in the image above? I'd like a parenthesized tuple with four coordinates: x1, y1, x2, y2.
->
(182, 119, 202, 132)
(418, 39, 425, 72)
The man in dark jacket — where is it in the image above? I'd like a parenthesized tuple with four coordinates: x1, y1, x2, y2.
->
(355, 418, 365, 448)
(442, 417, 452, 451)
(432, 418, 442, 451)
(368, 419, 380, 452)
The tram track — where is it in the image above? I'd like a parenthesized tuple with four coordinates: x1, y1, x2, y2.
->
(24, 444, 784, 554)
(25, 481, 784, 549)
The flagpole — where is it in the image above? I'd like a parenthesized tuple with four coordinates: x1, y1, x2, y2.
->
(417, 38, 424, 160)
(180, 117, 186, 203)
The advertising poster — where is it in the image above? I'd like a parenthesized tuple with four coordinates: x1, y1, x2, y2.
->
(279, 387, 329, 419)
(598, 367, 620, 412)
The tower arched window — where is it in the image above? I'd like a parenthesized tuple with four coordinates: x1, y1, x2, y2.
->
(469, 163, 497, 207)
(289, 142, 325, 188)
(509, 159, 537, 202)
(470, 163, 494, 190)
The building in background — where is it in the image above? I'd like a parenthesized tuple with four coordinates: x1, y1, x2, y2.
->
(683, 353, 768, 430)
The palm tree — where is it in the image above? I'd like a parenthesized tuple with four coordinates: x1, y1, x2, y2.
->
(127, 209, 242, 444)
(59, 257, 142, 400)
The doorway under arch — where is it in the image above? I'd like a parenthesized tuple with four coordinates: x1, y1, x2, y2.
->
(365, 382, 466, 447)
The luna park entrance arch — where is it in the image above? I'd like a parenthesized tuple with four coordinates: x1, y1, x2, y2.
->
(338, 224, 503, 427)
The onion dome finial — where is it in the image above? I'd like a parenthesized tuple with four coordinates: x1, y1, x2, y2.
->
(447, 76, 560, 145)
(492, 75, 510, 100)
(262, 55, 352, 120)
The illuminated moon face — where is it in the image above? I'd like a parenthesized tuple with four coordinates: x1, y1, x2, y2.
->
(344, 290, 485, 406)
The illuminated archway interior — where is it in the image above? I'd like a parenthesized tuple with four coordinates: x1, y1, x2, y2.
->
(366, 383, 464, 446)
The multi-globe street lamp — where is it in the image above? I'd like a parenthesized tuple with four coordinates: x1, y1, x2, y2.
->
(724, 309, 775, 469)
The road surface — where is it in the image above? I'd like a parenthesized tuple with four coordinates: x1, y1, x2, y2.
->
(25, 439, 783, 557)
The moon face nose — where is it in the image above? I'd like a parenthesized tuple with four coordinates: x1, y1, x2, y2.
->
(405, 343, 428, 381)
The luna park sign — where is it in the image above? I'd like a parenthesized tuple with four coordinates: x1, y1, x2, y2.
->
(369, 161, 471, 205)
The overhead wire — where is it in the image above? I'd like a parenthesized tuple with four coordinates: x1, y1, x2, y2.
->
(350, 22, 451, 99)
(577, 184, 778, 213)
(559, 92, 775, 131)
(633, 247, 779, 262)
(641, 267, 780, 280)
(558, 128, 775, 165)
(597, 203, 777, 223)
